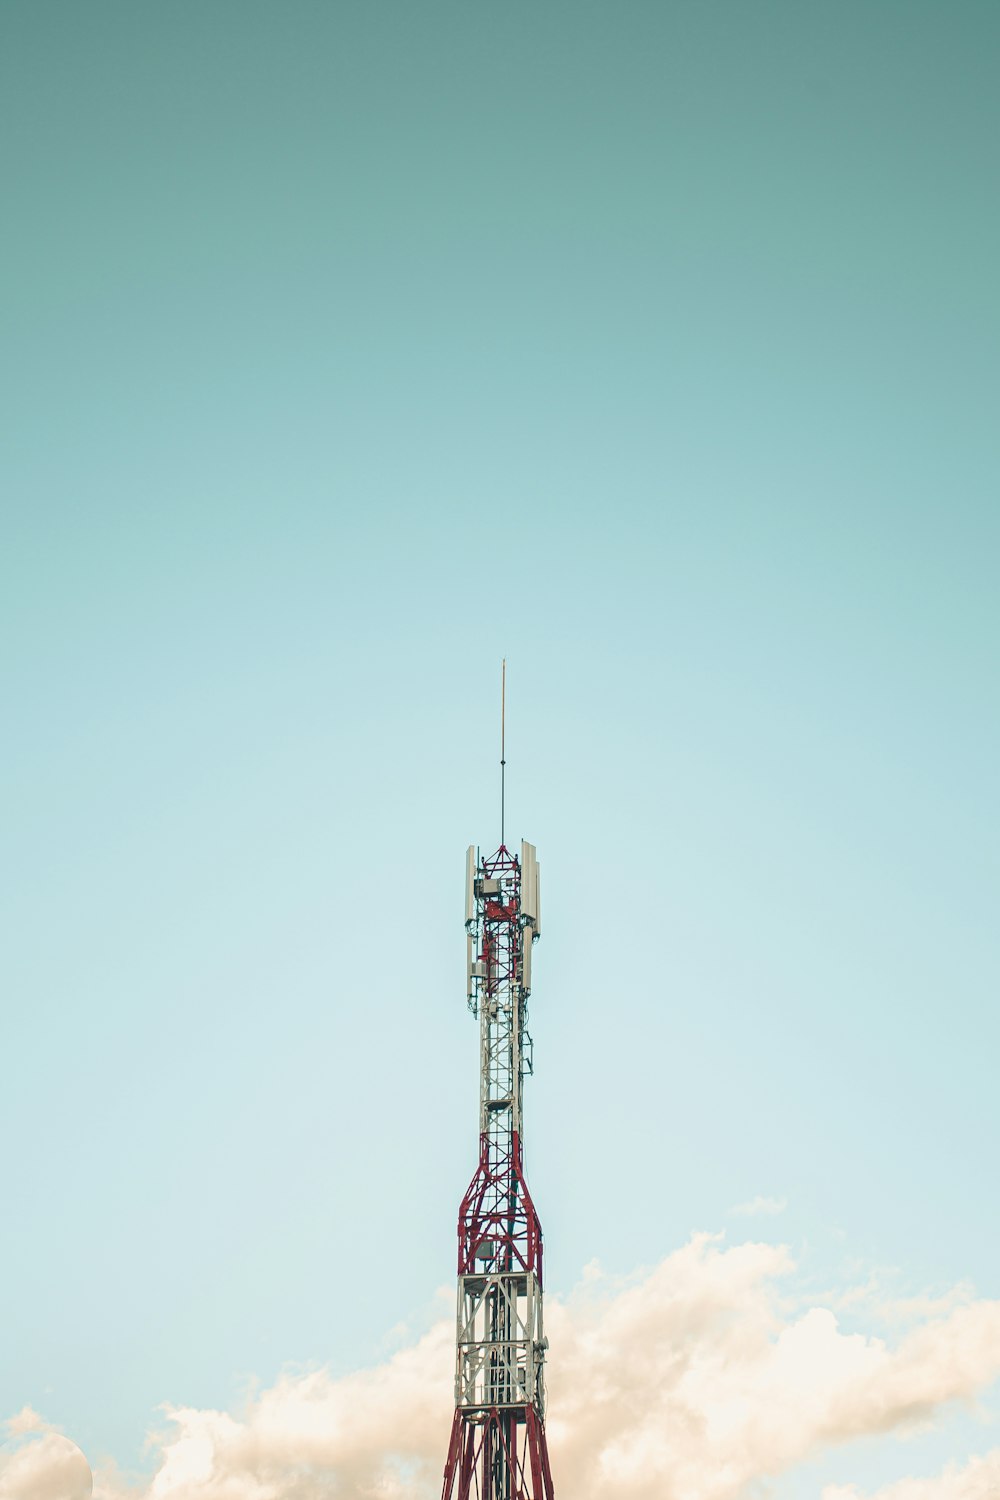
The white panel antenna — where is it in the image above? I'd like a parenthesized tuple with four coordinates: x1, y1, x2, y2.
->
(465, 845, 477, 928)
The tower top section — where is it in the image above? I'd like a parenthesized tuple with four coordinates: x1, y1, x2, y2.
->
(464, 840, 541, 1016)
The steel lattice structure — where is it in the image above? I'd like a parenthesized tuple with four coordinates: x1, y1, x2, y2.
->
(441, 838, 555, 1500)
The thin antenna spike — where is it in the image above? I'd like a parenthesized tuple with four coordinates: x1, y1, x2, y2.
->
(500, 659, 506, 847)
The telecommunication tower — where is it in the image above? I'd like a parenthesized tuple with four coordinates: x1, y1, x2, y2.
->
(441, 666, 555, 1500)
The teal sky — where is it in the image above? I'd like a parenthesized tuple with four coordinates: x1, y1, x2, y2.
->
(2, 3, 998, 1490)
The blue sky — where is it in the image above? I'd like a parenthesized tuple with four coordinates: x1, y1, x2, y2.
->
(2, 4, 998, 1494)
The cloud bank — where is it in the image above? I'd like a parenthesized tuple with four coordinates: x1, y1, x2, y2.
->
(8, 1237, 1000, 1500)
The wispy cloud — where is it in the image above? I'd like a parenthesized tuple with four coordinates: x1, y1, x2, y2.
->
(822, 1448, 1000, 1499)
(730, 1194, 788, 1217)
(8, 1236, 1000, 1500)
(3, 1411, 56, 1440)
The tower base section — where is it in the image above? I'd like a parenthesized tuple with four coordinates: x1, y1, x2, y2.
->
(442, 1405, 555, 1500)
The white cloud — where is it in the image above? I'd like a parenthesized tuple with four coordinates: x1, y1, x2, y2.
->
(12, 1236, 1000, 1500)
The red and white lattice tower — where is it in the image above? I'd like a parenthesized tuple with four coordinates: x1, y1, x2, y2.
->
(440, 829, 555, 1500)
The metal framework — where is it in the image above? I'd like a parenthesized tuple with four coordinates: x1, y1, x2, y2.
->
(442, 839, 555, 1500)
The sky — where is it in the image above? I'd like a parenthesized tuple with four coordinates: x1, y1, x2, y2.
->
(1, 3, 999, 1497)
